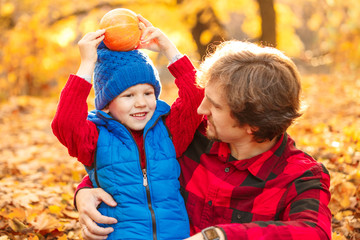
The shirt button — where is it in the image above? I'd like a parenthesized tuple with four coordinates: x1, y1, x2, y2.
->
(208, 200, 212, 206)
(225, 167, 230, 173)
(237, 214, 241, 219)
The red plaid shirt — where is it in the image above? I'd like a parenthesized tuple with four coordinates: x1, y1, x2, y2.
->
(72, 58, 331, 240)
(179, 122, 331, 239)
(77, 121, 332, 240)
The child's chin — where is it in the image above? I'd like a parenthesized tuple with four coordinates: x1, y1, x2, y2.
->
(130, 124, 146, 131)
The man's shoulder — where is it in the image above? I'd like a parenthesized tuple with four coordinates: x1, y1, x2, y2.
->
(281, 139, 328, 177)
(272, 134, 327, 176)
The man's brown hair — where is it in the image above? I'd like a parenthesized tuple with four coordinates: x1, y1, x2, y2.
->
(197, 41, 303, 142)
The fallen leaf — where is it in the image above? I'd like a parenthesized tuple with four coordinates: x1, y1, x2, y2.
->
(29, 212, 61, 233)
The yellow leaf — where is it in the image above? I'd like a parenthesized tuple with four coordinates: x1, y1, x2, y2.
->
(7, 208, 26, 222)
(28, 235, 40, 240)
(62, 210, 79, 219)
(334, 212, 343, 221)
(331, 231, 346, 240)
(61, 193, 73, 202)
(337, 182, 356, 208)
(307, 13, 322, 31)
(30, 212, 61, 232)
(48, 205, 62, 215)
(57, 234, 68, 240)
(0, 3, 15, 16)
(8, 218, 29, 233)
(200, 30, 213, 46)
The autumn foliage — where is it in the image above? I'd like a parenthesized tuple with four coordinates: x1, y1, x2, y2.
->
(99, 8, 142, 51)
(1, 0, 360, 239)
(0, 74, 359, 239)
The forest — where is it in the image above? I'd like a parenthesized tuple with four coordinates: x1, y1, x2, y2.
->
(0, 0, 359, 239)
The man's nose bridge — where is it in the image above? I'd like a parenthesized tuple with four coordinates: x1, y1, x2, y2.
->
(197, 98, 207, 114)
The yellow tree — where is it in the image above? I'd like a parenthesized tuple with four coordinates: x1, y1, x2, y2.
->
(1, 0, 359, 100)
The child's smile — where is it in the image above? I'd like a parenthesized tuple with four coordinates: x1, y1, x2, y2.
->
(108, 83, 156, 131)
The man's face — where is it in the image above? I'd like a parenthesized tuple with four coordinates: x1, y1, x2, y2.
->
(197, 82, 251, 144)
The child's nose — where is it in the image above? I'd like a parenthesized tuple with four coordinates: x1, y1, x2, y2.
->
(135, 96, 146, 107)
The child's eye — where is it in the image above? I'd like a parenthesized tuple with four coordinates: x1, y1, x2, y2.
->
(145, 91, 154, 96)
(123, 94, 133, 98)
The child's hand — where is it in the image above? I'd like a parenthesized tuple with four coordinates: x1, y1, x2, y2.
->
(76, 29, 105, 77)
(137, 15, 181, 61)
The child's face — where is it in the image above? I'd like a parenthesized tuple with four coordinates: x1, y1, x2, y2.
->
(108, 84, 156, 131)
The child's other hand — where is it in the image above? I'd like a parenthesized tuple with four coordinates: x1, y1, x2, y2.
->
(137, 15, 180, 61)
(78, 29, 105, 64)
(76, 29, 105, 76)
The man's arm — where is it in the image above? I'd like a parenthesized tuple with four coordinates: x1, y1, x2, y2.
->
(76, 186, 118, 239)
(188, 163, 332, 240)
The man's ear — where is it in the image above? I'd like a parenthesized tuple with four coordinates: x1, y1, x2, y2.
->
(246, 125, 259, 135)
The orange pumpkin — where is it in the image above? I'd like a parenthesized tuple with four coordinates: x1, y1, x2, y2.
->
(99, 8, 142, 51)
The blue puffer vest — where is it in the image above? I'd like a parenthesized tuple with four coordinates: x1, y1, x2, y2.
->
(86, 100, 190, 240)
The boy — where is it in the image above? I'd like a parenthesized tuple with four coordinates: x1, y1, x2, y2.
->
(52, 16, 204, 240)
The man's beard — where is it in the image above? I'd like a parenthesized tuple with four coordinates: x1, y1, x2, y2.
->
(206, 119, 220, 141)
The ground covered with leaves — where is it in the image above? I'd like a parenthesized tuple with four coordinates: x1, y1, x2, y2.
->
(0, 74, 359, 239)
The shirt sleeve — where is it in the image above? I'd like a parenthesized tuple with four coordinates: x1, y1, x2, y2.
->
(74, 175, 93, 209)
(165, 55, 205, 157)
(51, 74, 98, 166)
(216, 163, 332, 240)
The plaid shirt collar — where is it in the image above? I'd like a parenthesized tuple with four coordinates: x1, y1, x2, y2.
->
(207, 133, 287, 181)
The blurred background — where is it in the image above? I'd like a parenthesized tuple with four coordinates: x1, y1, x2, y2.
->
(0, 0, 359, 98)
(0, 0, 359, 239)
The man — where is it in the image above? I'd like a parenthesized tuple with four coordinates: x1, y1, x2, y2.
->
(75, 41, 331, 240)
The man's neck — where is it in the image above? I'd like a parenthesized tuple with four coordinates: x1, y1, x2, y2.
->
(229, 137, 278, 160)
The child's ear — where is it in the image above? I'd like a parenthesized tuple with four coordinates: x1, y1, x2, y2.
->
(102, 104, 110, 113)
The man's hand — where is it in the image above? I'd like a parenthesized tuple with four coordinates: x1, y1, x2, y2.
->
(76, 188, 117, 240)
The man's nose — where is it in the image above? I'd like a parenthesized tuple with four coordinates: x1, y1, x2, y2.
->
(197, 98, 208, 115)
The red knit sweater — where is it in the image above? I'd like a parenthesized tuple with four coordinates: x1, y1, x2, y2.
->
(52, 55, 204, 177)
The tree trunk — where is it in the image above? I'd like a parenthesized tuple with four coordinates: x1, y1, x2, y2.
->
(257, 0, 277, 46)
(190, 7, 227, 58)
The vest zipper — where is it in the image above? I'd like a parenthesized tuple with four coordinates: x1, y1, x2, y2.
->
(142, 116, 167, 240)
(142, 169, 148, 186)
(142, 168, 157, 240)
(129, 128, 158, 240)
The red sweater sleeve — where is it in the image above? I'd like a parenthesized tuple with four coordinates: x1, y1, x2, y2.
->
(51, 74, 98, 166)
(165, 56, 204, 157)
(74, 56, 204, 194)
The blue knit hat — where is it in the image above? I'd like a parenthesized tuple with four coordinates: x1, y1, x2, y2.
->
(94, 42, 161, 110)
